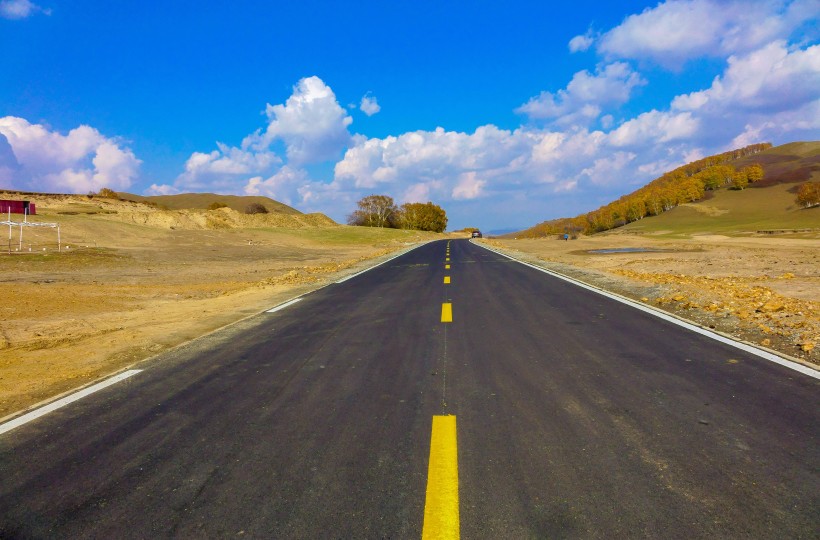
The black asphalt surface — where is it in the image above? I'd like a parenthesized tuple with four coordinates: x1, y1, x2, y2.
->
(0, 239, 817, 538)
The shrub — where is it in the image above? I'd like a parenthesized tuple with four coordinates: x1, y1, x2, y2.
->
(96, 187, 119, 198)
(245, 203, 269, 214)
(208, 202, 228, 210)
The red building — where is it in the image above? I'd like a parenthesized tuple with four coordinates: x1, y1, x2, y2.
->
(0, 200, 36, 215)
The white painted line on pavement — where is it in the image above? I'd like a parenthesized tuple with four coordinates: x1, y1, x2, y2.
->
(266, 297, 303, 313)
(0, 369, 143, 436)
(473, 241, 820, 380)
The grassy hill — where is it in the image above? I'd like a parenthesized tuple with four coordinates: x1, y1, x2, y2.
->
(118, 192, 302, 215)
(513, 141, 819, 238)
(619, 141, 819, 236)
(616, 182, 818, 237)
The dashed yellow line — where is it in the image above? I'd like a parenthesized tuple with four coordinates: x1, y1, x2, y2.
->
(441, 303, 452, 323)
(445, 264, 450, 270)
(422, 415, 459, 540)
(443, 276, 451, 284)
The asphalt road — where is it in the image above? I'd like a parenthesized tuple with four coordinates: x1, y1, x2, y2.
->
(1, 239, 817, 538)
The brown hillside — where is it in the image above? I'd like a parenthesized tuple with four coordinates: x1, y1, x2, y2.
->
(118, 192, 303, 215)
(0, 191, 337, 232)
(732, 141, 820, 187)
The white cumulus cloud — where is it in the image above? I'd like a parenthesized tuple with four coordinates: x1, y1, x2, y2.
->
(173, 143, 280, 191)
(673, 41, 820, 113)
(516, 62, 646, 127)
(243, 166, 311, 206)
(145, 183, 180, 196)
(360, 94, 381, 116)
(598, 0, 819, 67)
(334, 124, 625, 208)
(0, 0, 49, 19)
(248, 76, 353, 165)
(609, 110, 700, 147)
(0, 116, 140, 193)
(452, 172, 487, 200)
(668, 41, 820, 146)
(569, 30, 595, 53)
(153, 76, 355, 201)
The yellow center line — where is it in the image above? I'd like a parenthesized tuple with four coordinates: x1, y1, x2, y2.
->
(446, 257, 450, 262)
(443, 276, 450, 284)
(445, 264, 450, 270)
(441, 303, 452, 323)
(422, 415, 459, 540)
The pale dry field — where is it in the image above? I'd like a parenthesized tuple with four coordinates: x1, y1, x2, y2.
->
(0, 193, 438, 418)
(487, 232, 820, 368)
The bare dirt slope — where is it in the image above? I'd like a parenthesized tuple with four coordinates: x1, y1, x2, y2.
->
(117, 191, 304, 215)
(0, 192, 438, 418)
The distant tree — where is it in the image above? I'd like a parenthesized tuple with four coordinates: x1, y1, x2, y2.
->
(245, 203, 269, 214)
(795, 181, 820, 208)
(208, 202, 228, 210)
(698, 169, 722, 191)
(96, 187, 119, 198)
(743, 163, 764, 183)
(397, 202, 448, 232)
(678, 176, 705, 202)
(730, 169, 749, 190)
(348, 195, 399, 228)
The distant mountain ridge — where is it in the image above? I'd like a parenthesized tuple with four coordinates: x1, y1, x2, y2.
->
(118, 192, 302, 215)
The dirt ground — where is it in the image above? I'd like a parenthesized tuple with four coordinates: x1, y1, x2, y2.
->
(0, 193, 439, 419)
(486, 232, 819, 369)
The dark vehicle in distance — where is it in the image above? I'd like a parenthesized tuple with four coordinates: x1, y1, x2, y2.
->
(471, 230, 482, 238)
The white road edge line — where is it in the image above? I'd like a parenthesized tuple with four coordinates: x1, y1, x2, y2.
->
(0, 369, 143, 436)
(266, 298, 303, 313)
(473, 241, 820, 380)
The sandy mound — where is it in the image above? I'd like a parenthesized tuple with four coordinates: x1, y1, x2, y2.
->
(107, 207, 339, 230)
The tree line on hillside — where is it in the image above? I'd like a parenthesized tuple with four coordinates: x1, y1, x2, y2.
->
(348, 195, 448, 233)
(520, 143, 772, 238)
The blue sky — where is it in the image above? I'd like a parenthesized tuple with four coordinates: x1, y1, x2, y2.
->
(1, 0, 819, 231)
